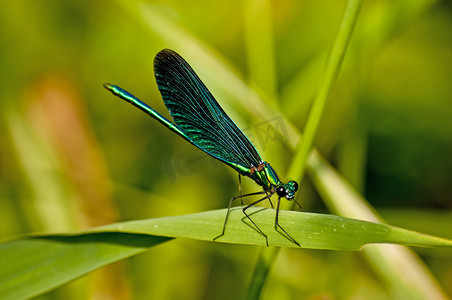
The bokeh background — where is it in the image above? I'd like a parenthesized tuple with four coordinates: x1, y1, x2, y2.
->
(1, 0, 451, 299)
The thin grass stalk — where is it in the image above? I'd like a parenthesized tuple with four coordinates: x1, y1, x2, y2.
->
(247, 0, 363, 298)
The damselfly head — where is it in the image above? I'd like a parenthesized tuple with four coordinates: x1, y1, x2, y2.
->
(276, 181, 299, 199)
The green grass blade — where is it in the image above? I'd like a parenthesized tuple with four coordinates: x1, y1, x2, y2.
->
(1, 208, 451, 299)
(92, 208, 452, 249)
(288, 0, 363, 183)
(0, 234, 169, 300)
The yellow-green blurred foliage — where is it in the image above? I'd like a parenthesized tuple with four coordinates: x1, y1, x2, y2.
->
(0, 0, 451, 299)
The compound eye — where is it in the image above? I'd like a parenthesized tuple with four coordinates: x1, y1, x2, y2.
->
(276, 186, 286, 197)
(292, 181, 299, 192)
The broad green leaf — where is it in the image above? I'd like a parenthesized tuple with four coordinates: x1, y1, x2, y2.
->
(1, 208, 451, 299)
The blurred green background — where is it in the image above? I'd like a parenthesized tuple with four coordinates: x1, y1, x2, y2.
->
(0, 0, 451, 299)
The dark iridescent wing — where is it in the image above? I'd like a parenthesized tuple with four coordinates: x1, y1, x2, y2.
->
(153, 49, 262, 171)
